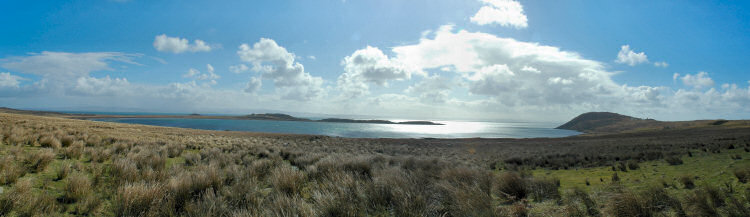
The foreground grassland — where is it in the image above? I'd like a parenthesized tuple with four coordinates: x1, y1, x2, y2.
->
(1, 112, 750, 216)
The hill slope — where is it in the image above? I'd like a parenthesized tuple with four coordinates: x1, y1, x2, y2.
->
(556, 112, 658, 133)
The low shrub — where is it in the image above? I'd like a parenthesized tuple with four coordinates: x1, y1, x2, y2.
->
(680, 175, 695, 189)
(495, 172, 527, 201)
(183, 152, 201, 166)
(607, 192, 650, 217)
(665, 156, 683, 165)
(685, 185, 725, 216)
(60, 135, 75, 147)
(735, 167, 750, 183)
(165, 143, 184, 158)
(626, 160, 640, 170)
(528, 177, 561, 202)
(565, 187, 600, 217)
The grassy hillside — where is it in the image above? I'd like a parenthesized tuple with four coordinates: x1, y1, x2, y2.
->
(1, 112, 750, 216)
(557, 111, 750, 134)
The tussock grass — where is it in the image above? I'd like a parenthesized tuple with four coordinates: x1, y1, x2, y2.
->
(0, 156, 25, 184)
(39, 135, 61, 149)
(64, 172, 92, 203)
(269, 165, 305, 196)
(1, 112, 750, 216)
(24, 148, 55, 173)
(115, 182, 167, 217)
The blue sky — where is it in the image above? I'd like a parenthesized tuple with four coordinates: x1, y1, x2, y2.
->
(1, 0, 749, 121)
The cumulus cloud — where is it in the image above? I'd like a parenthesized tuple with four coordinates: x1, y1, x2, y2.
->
(72, 76, 132, 96)
(615, 45, 649, 66)
(244, 77, 262, 94)
(405, 75, 452, 103)
(0, 72, 23, 88)
(679, 72, 714, 89)
(467, 64, 518, 95)
(153, 34, 213, 53)
(337, 46, 420, 99)
(237, 38, 324, 100)
(183, 64, 220, 85)
(470, 0, 528, 28)
(391, 25, 632, 108)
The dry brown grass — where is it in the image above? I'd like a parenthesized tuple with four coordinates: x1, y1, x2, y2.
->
(24, 148, 55, 173)
(0, 155, 25, 184)
(115, 182, 167, 216)
(269, 165, 306, 196)
(1, 112, 749, 216)
(39, 135, 61, 149)
(64, 172, 92, 203)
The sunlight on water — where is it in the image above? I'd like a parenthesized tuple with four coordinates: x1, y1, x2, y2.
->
(384, 121, 489, 135)
(94, 118, 580, 138)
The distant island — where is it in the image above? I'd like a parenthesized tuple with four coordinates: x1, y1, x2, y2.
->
(2, 108, 445, 126)
(243, 113, 444, 125)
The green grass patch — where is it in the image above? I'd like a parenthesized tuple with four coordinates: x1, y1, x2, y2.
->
(533, 148, 750, 191)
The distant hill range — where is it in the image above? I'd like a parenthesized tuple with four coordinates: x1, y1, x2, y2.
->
(0, 107, 70, 116)
(0, 108, 443, 126)
(556, 112, 747, 134)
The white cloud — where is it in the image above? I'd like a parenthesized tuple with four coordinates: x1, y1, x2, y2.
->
(183, 64, 220, 85)
(184, 68, 200, 78)
(72, 76, 131, 96)
(244, 77, 262, 94)
(615, 45, 649, 66)
(308, 55, 316, 60)
(237, 38, 324, 101)
(467, 64, 518, 95)
(1, 51, 138, 79)
(0, 72, 23, 88)
(337, 46, 421, 99)
(654, 61, 669, 68)
(470, 0, 528, 28)
(673, 73, 680, 81)
(229, 64, 249, 73)
(680, 71, 714, 89)
(153, 34, 213, 53)
(405, 75, 452, 103)
(547, 77, 573, 85)
(391, 25, 627, 107)
(521, 65, 540, 73)
(0, 51, 139, 94)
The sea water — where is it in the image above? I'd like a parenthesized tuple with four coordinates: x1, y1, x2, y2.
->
(93, 118, 580, 139)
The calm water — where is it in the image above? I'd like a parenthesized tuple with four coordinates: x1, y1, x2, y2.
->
(93, 118, 580, 139)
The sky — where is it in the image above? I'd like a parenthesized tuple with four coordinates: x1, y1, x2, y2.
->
(1, 0, 749, 122)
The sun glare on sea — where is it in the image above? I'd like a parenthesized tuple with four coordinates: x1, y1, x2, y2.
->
(384, 120, 490, 136)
